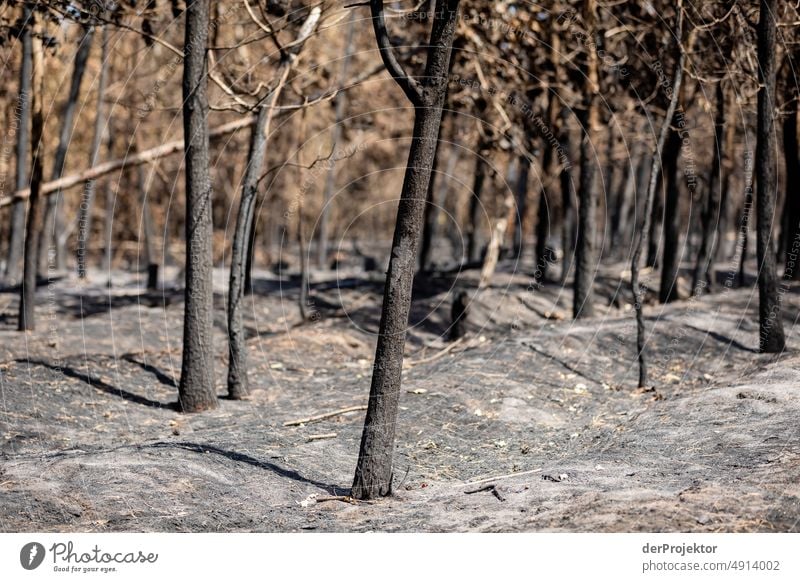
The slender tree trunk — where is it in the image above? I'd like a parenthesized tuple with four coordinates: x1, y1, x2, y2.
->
(136, 160, 160, 290)
(755, 0, 786, 353)
(631, 1, 685, 387)
(179, 0, 218, 412)
(646, 176, 663, 268)
(298, 206, 310, 320)
(715, 109, 736, 262)
(101, 132, 115, 275)
(513, 154, 531, 260)
(227, 107, 270, 400)
(610, 142, 640, 252)
(782, 95, 800, 280)
(77, 27, 109, 279)
(693, 82, 726, 294)
(418, 113, 448, 271)
(466, 144, 489, 265)
(6, 5, 33, 283)
(535, 129, 553, 282)
(318, 11, 356, 269)
(573, 0, 600, 319)
(352, 0, 460, 500)
(39, 25, 95, 276)
(658, 123, 682, 303)
(560, 127, 575, 284)
(18, 20, 45, 331)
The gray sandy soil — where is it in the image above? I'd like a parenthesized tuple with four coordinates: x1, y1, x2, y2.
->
(1, 262, 798, 532)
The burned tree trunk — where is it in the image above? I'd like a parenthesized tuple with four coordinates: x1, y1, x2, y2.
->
(418, 114, 446, 272)
(782, 95, 800, 280)
(227, 108, 269, 400)
(18, 19, 45, 331)
(179, 0, 218, 412)
(352, 0, 461, 500)
(77, 26, 109, 279)
(658, 122, 682, 303)
(513, 153, 531, 259)
(317, 11, 356, 269)
(631, 1, 685, 387)
(755, 0, 786, 353)
(693, 82, 726, 294)
(39, 25, 95, 276)
(6, 5, 33, 284)
(466, 138, 489, 265)
(573, 0, 600, 319)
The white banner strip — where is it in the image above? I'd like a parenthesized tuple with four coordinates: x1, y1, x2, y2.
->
(1, 533, 797, 581)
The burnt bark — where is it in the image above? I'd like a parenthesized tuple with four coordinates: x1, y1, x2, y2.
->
(352, 0, 461, 500)
(631, 2, 685, 387)
(227, 108, 269, 400)
(658, 123, 682, 303)
(755, 0, 786, 353)
(782, 96, 800, 279)
(6, 5, 32, 284)
(466, 140, 489, 265)
(693, 82, 726, 294)
(77, 26, 109, 279)
(179, 0, 218, 412)
(39, 25, 95, 276)
(18, 20, 45, 331)
(573, 0, 600, 319)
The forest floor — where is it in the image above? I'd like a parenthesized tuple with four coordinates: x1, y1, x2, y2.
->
(1, 256, 799, 532)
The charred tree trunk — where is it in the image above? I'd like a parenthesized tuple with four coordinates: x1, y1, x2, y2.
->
(6, 5, 33, 284)
(573, 0, 600, 319)
(535, 132, 553, 282)
(631, 1, 685, 387)
(755, 0, 786, 353)
(352, 0, 460, 500)
(693, 82, 726, 294)
(418, 113, 447, 272)
(466, 139, 489, 265)
(782, 95, 800, 280)
(658, 123, 683, 303)
(513, 153, 531, 260)
(610, 142, 640, 253)
(39, 25, 95, 276)
(317, 11, 356, 269)
(18, 20, 45, 331)
(227, 107, 269, 400)
(179, 0, 218, 412)
(77, 26, 109, 279)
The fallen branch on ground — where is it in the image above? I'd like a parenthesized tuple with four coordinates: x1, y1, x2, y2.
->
(283, 404, 367, 427)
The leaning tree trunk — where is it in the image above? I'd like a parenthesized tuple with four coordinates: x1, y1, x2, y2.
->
(352, 0, 461, 500)
(227, 107, 270, 400)
(38, 25, 95, 276)
(782, 94, 800, 280)
(77, 26, 109, 279)
(317, 11, 356, 269)
(573, 0, 600, 319)
(179, 0, 218, 412)
(693, 82, 726, 294)
(227, 8, 318, 399)
(658, 123, 683, 303)
(18, 19, 45, 332)
(755, 0, 786, 353)
(6, 5, 33, 283)
(631, 1, 685, 387)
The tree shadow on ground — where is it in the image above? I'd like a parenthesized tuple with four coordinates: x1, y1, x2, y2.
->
(147, 441, 348, 495)
(22, 359, 177, 410)
(121, 354, 179, 387)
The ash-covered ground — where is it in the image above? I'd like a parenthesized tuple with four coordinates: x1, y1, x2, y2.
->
(1, 258, 798, 532)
